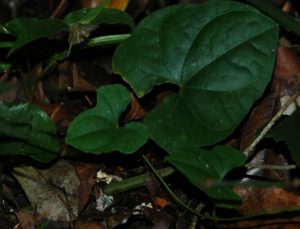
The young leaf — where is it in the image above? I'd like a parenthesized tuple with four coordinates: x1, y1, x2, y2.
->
(166, 146, 246, 208)
(0, 102, 59, 162)
(66, 84, 148, 154)
(64, 7, 134, 29)
(113, 1, 279, 152)
(269, 109, 300, 166)
(64, 6, 134, 54)
(5, 18, 68, 56)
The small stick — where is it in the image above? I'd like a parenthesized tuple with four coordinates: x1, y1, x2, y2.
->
(50, 0, 67, 19)
(244, 90, 300, 157)
(245, 163, 296, 170)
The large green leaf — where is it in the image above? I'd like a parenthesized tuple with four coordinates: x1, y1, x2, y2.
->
(5, 18, 68, 56)
(66, 84, 148, 154)
(269, 109, 300, 166)
(113, 1, 278, 152)
(0, 102, 59, 162)
(166, 145, 246, 207)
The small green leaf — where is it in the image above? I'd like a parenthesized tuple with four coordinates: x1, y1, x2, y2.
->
(66, 84, 148, 154)
(64, 6, 134, 29)
(5, 18, 68, 56)
(269, 109, 300, 166)
(64, 7, 134, 54)
(113, 1, 278, 152)
(166, 146, 246, 208)
(79, 0, 109, 24)
(0, 102, 59, 162)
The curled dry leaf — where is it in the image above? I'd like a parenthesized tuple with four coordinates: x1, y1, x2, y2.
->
(122, 93, 146, 122)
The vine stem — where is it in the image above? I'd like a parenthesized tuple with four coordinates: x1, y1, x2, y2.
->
(141, 154, 206, 219)
(84, 34, 130, 48)
(243, 90, 300, 157)
(141, 154, 300, 222)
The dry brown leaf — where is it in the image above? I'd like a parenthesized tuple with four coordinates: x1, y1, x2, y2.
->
(15, 211, 36, 229)
(274, 38, 300, 94)
(57, 61, 97, 92)
(12, 160, 81, 222)
(81, 0, 130, 11)
(74, 162, 101, 211)
(216, 187, 300, 228)
(106, 0, 130, 11)
(235, 187, 300, 215)
(34, 101, 80, 137)
(123, 93, 146, 122)
(58, 60, 73, 91)
(240, 93, 279, 150)
(240, 37, 300, 151)
(74, 220, 105, 229)
(72, 63, 96, 92)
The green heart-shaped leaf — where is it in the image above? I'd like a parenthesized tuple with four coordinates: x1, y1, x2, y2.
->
(66, 84, 148, 154)
(166, 145, 246, 208)
(0, 102, 59, 162)
(113, 1, 278, 152)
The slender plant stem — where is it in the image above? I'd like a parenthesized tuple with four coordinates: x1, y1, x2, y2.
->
(104, 166, 175, 195)
(38, 33, 130, 78)
(244, 90, 300, 157)
(0, 42, 14, 48)
(245, 0, 300, 37)
(84, 34, 130, 48)
(141, 154, 205, 218)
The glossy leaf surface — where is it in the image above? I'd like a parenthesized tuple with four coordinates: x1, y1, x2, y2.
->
(66, 85, 148, 154)
(166, 145, 246, 207)
(64, 7, 134, 29)
(113, 1, 278, 152)
(0, 102, 59, 162)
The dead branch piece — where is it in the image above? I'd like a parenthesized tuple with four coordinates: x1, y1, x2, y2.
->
(245, 163, 296, 170)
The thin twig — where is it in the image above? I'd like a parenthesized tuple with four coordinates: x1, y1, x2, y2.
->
(245, 163, 296, 170)
(244, 90, 300, 157)
(50, 0, 67, 19)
